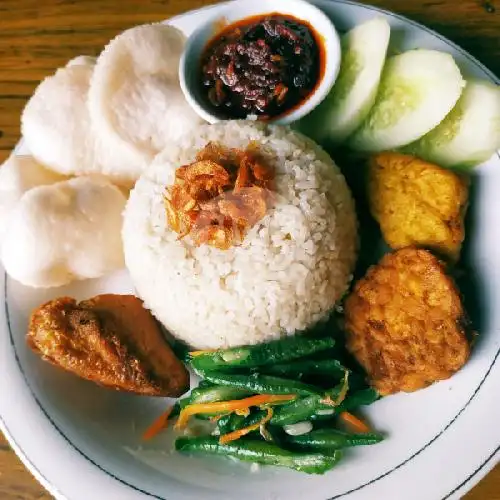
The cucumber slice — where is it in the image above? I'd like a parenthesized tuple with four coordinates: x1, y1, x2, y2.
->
(297, 17, 390, 145)
(349, 49, 465, 152)
(404, 80, 500, 169)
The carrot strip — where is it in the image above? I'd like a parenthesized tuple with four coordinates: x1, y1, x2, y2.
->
(189, 350, 216, 357)
(335, 372, 349, 405)
(321, 371, 350, 407)
(175, 394, 295, 430)
(142, 406, 174, 441)
(235, 408, 250, 417)
(219, 408, 273, 444)
(339, 411, 371, 433)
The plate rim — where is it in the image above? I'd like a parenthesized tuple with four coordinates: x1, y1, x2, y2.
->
(1, 1, 499, 500)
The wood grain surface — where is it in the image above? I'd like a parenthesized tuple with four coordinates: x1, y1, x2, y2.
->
(0, 0, 499, 499)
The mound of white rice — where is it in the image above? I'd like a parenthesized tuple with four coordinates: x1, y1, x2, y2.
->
(123, 121, 357, 349)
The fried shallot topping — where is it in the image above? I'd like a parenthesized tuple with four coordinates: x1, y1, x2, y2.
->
(164, 142, 275, 250)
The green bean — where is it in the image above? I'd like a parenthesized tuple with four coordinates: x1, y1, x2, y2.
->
(272, 373, 350, 426)
(287, 429, 384, 450)
(172, 385, 254, 421)
(311, 388, 380, 421)
(216, 414, 237, 435)
(271, 395, 321, 426)
(262, 359, 346, 379)
(175, 436, 342, 474)
(337, 388, 379, 412)
(190, 336, 335, 372)
(200, 371, 325, 397)
(189, 385, 254, 404)
(169, 398, 187, 419)
(196, 380, 215, 389)
(218, 409, 267, 435)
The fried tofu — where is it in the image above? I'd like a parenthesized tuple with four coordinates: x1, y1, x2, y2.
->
(368, 152, 469, 261)
(344, 248, 470, 395)
(27, 295, 189, 397)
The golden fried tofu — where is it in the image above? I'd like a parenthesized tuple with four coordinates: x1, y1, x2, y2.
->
(27, 295, 189, 397)
(344, 248, 470, 395)
(368, 152, 469, 261)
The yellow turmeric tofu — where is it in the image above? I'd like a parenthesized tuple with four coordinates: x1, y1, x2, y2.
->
(367, 152, 469, 261)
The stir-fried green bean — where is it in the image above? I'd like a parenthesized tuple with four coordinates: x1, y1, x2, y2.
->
(287, 429, 384, 450)
(190, 336, 335, 372)
(271, 395, 321, 426)
(168, 334, 384, 474)
(310, 388, 379, 421)
(200, 371, 325, 397)
(337, 388, 380, 412)
(175, 436, 342, 474)
(262, 358, 346, 380)
(217, 409, 268, 435)
(270, 373, 349, 425)
(189, 385, 254, 404)
(171, 384, 255, 420)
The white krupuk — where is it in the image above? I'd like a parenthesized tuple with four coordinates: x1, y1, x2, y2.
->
(88, 23, 203, 160)
(22, 64, 97, 177)
(66, 55, 97, 68)
(0, 155, 66, 244)
(349, 49, 465, 152)
(1, 176, 127, 288)
(22, 63, 148, 186)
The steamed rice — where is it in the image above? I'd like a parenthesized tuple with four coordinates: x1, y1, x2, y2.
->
(123, 121, 357, 349)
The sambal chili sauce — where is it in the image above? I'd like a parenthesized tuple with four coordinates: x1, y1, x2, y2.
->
(200, 13, 325, 120)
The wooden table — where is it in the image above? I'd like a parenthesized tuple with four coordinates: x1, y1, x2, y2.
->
(0, 0, 499, 498)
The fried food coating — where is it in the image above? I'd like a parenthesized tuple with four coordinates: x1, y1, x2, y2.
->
(27, 295, 189, 397)
(368, 152, 469, 261)
(344, 248, 470, 395)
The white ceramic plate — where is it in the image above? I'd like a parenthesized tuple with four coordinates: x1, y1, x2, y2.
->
(1, 1, 499, 499)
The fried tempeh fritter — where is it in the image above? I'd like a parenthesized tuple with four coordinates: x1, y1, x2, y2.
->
(344, 247, 470, 396)
(368, 152, 469, 262)
(27, 294, 189, 397)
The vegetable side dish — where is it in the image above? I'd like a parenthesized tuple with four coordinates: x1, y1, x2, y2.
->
(143, 335, 382, 474)
(201, 14, 324, 118)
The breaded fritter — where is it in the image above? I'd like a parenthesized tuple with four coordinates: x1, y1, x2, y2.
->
(344, 248, 470, 395)
(27, 295, 189, 397)
(368, 152, 469, 261)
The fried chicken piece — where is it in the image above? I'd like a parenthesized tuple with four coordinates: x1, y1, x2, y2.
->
(368, 152, 469, 262)
(27, 295, 189, 397)
(344, 248, 470, 396)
